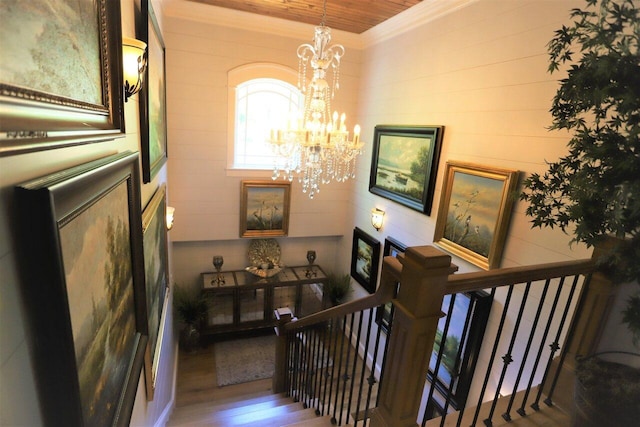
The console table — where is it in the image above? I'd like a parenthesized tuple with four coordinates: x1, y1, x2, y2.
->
(200, 265, 327, 335)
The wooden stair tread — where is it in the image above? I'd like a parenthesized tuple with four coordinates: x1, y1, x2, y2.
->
(426, 388, 571, 427)
(169, 393, 292, 424)
(284, 414, 353, 426)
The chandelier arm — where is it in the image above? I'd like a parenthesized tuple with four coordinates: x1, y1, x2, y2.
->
(267, 2, 363, 199)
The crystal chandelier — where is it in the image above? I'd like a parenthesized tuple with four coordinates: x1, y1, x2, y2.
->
(268, 0, 364, 199)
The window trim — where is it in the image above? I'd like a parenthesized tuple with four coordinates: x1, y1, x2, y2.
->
(227, 63, 299, 175)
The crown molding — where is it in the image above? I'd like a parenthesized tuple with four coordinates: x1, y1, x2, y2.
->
(163, 0, 478, 50)
(361, 0, 480, 46)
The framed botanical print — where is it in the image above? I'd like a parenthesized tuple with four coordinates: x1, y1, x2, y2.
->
(240, 181, 291, 238)
(141, 184, 170, 399)
(139, 0, 168, 182)
(350, 227, 381, 294)
(0, 0, 125, 155)
(15, 151, 148, 426)
(433, 161, 519, 270)
(369, 125, 444, 214)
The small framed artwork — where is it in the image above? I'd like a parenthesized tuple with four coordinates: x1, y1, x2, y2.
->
(0, 0, 125, 156)
(240, 181, 291, 238)
(141, 184, 170, 400)
(14, 151, 148, 426)
(350, 227, 381, 294)
(428, 290, 492, 410)
(139, 0, 168, 182)
(375, 237, 407, 333)
(433, 161, 519, 270)
(369, 125, 444, 214)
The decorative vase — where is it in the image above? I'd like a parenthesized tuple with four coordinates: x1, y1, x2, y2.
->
(180, 323, 201, 353)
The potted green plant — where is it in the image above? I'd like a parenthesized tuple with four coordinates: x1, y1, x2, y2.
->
(173, 284, 208, 351)
(519, 0, 639, 423)
(521, 0, 639, 341)
(323, 272, 352, 306)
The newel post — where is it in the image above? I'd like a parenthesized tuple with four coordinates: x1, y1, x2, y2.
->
(370, 246, 457, 427)
(273, 307, 293, 393)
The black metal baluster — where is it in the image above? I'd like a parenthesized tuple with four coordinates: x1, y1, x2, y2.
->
(303, 328, 315, 408)
(286, 329, 294, 396)
(331, 315, 348, 424)
(488, 282, 531, 424)
(375, 302, 395, 408)
(472, 285, 514, 427)
(322, 317, 338, 416)
(314, 325, 328, 415)
(364, 305, 388, 426)
(355, 308, 375, 426)
(308, 327, 320, 410)
(503, 279, 551, 420)
(535, 274, 583, 408)
(300, 330, 312, 404)
(347, 311, 365, 425)
(338, 313, 356, 426)
(518, 277, 565, 416)
(292, 331, 301, 402)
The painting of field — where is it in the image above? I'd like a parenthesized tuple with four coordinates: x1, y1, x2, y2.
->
(374, 133, 432, 201)
(443, 171, 504, 257)
(60, 181, 136, 425)
(356, 238, 374, 282)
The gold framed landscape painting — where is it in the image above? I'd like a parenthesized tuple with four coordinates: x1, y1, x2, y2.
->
(240, 181, 291, 238)
(433, 161, 519, 270)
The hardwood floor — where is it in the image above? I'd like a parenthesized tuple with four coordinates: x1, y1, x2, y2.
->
(171, 341, 273, 410)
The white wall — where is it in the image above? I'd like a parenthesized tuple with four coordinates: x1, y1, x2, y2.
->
(0, 1, 176, 425)
(349, 0, 593, 408)
(162, 4, 362, 289)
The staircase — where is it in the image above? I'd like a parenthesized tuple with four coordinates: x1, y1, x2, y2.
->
(167, 389, 349, 426)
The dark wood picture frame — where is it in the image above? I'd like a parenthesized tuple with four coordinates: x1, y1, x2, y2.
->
(141, 184, 170, 400)
(433, 161, 519, 270)
(350, 227, 381, 294)
(427, 290, 492, 411)
(240, 180, 291, 238)
(369, 125, 444, 214)
(14, 151, 148, 426)
(375, 237, 407, 333)
(0, 0, 125, 156)
(139, 0, 168, 182)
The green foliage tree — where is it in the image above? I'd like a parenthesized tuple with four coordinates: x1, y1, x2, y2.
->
(410, 145, 430, 185)
(520, 0, 640, 343)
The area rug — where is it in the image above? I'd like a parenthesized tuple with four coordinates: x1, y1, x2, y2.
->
(214, 334, 276, 386)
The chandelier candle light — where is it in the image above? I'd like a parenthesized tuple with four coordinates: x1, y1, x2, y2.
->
(268, 1, 364, 199)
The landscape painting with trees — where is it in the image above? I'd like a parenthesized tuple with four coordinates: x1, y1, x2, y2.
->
(369, 125, 443, 214)
(60, 182, 137, 425)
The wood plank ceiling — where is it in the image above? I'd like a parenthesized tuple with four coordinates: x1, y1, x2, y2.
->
(187, 0, 423, 34)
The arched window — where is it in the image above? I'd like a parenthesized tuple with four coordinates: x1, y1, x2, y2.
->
(228, 64, 302, 171)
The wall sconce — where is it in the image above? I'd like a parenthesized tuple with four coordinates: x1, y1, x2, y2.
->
(122, 37, 147, 102)
(166, 206, 175, 230)
(371, 208, 385, 231)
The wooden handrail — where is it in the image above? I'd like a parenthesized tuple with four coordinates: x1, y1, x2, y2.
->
(283, 255, 402, 331)
(446, 258, 596, 295)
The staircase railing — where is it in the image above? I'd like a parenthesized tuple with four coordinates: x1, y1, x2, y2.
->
(273, 256, 402, 425)
(274, 244, 614, 427)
